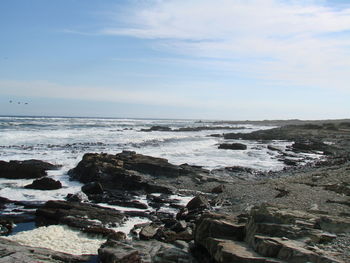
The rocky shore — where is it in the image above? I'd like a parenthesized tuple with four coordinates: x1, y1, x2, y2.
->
(0, 121, 349, 262)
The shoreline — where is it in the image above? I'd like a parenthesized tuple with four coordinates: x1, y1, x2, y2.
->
(0, 120, 349, 262)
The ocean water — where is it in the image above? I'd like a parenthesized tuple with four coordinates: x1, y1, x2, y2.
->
(0, 116, 308, 203)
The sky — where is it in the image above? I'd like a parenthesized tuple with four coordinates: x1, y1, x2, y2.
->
(0, 0, 350, 120)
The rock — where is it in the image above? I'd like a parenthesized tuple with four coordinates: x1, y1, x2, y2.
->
(211, 184, 225, 194)
(170, 220, 187, 233)
(68, 152, 174, 194)
(0, 220, 13, 235)
(98, 239, 195, 263)
(24, 177, 62, 190)
(0, 237, 89, 262)
(195, 212, 245, 246)
(66, 192, 89, 202)
(324, 183, 350, 196)
(218, 143, 247, 150)
(193, 204, 345, 263)
(139, 224, 160, 240)
(186, 195, 210, 211)
(81, 182, 104, 195)
(116, 151, 181, 178)
(290, 139, 329, 154)
(274, 188, 289, 198)
(141, 126, 172, 132)
(36, 200, 125, 236)
(0, 160, 58, 179)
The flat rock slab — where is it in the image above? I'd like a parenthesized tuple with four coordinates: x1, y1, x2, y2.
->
(0, 238, 89, 263)
(36, 200, 126, 236)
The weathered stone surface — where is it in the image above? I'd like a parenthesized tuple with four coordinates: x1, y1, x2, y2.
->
(186, 195, 210, 211)
(98, 239, 196, 263)
(139, 224, 159, 240)
(36, 200, 125, 236)
(0, 238, 89, 263)
(195, 212, 245, 247)
(0, 159, 58, 179)
(218, 143, 247, 150)
(24, 177, 62, 190)
(194, 204, 345, 263)
(68, 152, 174, 194)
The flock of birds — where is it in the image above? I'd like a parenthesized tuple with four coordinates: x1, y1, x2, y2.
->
(9, 100, 28, 105)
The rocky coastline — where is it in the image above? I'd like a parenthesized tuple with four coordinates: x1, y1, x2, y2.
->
(0, 121, 349, 262)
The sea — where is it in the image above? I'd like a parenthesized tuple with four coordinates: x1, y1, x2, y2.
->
(0, 116, 321, 255)
(0, 116, 310, 203)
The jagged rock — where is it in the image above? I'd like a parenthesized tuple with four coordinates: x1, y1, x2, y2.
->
(36, 200, 125, 236)
(195, 212, 245, 246)
(186, 195, 210, 211)
(24, 177, 62, 190)
(218, 143, 247, 150)
(82, 182, 104, 195)
(68, 152, 174, 194)
(211, 185, 225, 194)
(0, 238, 89, 262)
(0, 159, 58, 179)
(194, 204, 345, 263)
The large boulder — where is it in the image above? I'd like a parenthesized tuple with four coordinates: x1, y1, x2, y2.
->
(24, 177, 62, 190)
(68, 152, 174, 194)
(0, 160, 58, 179)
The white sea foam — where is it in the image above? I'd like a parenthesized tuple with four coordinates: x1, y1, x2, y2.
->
(5, 225, 106, 255)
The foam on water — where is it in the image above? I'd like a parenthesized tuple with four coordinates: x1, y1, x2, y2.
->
(5, 225, 105, 255)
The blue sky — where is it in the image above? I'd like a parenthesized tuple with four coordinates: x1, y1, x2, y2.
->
(0, 0, 350, 120)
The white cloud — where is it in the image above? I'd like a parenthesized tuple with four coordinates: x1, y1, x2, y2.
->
(101, 0, 350, 91)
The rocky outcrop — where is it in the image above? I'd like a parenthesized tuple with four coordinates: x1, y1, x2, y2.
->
(218, 143, 247, 150)
(36, 200, 126, 236)
(0, 238, 89, 263)
(193, 204, 346, 263)
(24, 177, 62, 190)
(68, 152, 175, 194)
(98, 238, 195, 263)
(0, 159, 58, 179)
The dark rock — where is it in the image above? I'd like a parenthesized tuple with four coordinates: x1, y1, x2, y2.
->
(274, 188, 289, 198)
(82, 182, 104, 195)
(0, 238, 89, 262)
(186, 195, 210, 211)
(68, 152, 174, 194)
(141, 125, 172, 132)
(0, 160, 58, 179)
(0, 220, 13, 235)
(24, 177, 62, 190)
(211, 184, 225, 194)
(218, 143, 247, 150)
(170, 220, 187, 233)
(36, 200, 125, 236)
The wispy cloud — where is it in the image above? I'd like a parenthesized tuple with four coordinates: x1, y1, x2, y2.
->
(99, 0, 350, 91)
